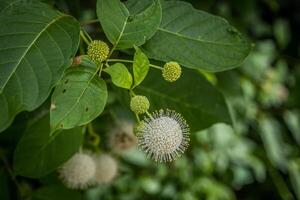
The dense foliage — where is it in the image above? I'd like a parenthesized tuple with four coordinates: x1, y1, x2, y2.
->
(0, 0, 299, 200)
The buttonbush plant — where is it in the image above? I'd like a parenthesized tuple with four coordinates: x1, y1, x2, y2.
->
(1, 0, 299, 200)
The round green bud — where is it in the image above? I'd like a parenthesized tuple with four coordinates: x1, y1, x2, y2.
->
(162, 61, 182, 82)
(87, 40, 110, 63)
(130, 95, 150, 114)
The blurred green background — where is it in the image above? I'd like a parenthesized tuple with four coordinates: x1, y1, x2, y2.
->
(1, 0, 300, 199)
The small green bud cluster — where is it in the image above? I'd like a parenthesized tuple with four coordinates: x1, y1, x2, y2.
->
(130, 95, 150, 114)
(162, 61, 182, 82)
(87, 40, 109, 63)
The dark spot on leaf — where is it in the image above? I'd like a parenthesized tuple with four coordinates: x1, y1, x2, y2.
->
(128, 15, 135, 22)
(64, 79, 69, 84)
(62, 89, 66, 94)
(60, 124, 64, 128)
(85, 107, 89, 112)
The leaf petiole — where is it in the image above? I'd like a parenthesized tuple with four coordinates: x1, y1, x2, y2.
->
(80, 30, 91, 45)
(80, 19, 99, 26)
(106, 59, 163, 70)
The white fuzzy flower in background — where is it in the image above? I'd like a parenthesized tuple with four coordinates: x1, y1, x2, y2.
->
(93, 154, 118, 184)
(109, 121, 138, 153)
(137, 109, 190, 162)
(59, 152, 96, 189)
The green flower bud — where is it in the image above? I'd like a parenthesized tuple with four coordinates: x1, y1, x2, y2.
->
(87, 40, 109, 63)
(162, 61, 182, 82)
(130, 95, 150, 114)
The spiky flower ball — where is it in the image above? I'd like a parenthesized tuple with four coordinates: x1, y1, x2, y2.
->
(93, 154, 118, 184)
(162, 61, 182, 82)
(59, 152, 96, 189)
(130, 95, 150, 114)
(137, 109, 189, 162)
(109, 121, 138, 153)
(87, 40, 109, 63)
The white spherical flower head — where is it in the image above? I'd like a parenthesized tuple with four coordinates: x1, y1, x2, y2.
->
(59, 152, 96, 189)
(137, 109, 190, 162)
(94, 154, 118, 184)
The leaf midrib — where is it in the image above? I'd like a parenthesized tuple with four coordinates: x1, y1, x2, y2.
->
(113, 15, 129, 48)
(157, 27, 244, 47)
(1, 14, 67, 91)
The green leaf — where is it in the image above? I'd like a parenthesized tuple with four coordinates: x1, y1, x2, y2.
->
(117, 69, 231, 131)
(0, 0, 15, 12)
(32, 186, 83, 200)
(50, 64, 107, 132)
(13, 113, 83, 178)
(142, 1, 251, 72)
(125, 0, 153, 15)
(288, 160, 300, 200)
(283, 110, 300, 145)
(259, 117, 288, 170)
(97, 0, 162, 49)
(0, 2, 80, 133)
(133, 47, 150, 88)
(104, 63, 133, 89)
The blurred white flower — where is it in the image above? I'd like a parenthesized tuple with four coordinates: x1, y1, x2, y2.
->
(109, 121, 138, 153)
(93, 154, 118, 184)
(59, 152, 96, 189)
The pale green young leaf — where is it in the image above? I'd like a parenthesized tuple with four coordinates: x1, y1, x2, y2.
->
(104, 63, 133, 89)
(142, 1, 251, 72)
(0, 2, 80, 133)
(50, 65, 108, 132)
(97, 0, 162, 49)
(13, 113, 83, 178)
(133, 47, 150, 88)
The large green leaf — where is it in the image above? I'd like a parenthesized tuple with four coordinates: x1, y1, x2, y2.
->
(0, 0, 15, 12)
(32, 186, 83, 200)
(97, 0, 162, 49)
(50, 64, 108, 132)
(13, 113, 83, 178)
(104, 63, 133, 89)
(133, 47, 150, 88)
(0, 2, 80, 133)
(142, 1, 251, 72)
(117, 69, 231, 131)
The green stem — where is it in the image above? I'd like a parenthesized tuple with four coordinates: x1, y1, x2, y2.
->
(82, 29, 92, 42)
(268, 166, 294, 200)
(80, 30, 90, 45)
(1, 155, 22, 194)
(106, 59, 163, 70)
(129, 89, 136, 97)
(87, 123, 97, 136)
(98, 63, 104, 77)
(135, 113, 141, 123)
(81, 19, 99, 25)
(145, 111, 153, 119)
(86, 123, 100, 151)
